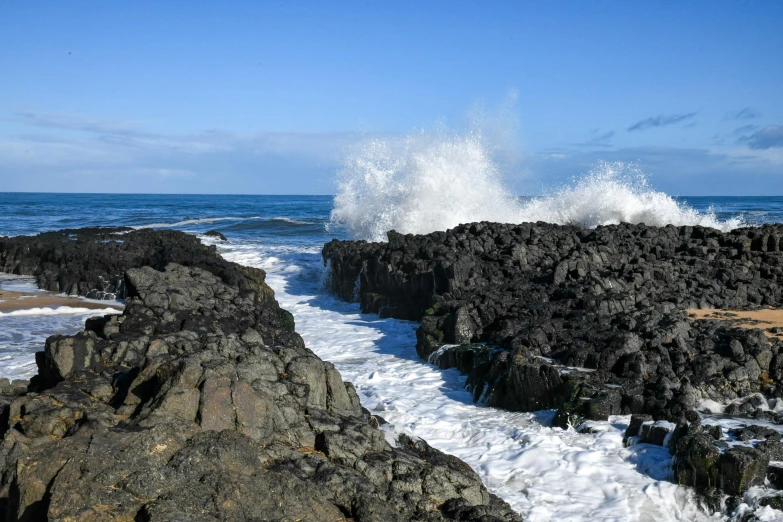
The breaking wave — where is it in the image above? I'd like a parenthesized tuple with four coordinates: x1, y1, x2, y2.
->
(0, 306, 122, 318)
(132, 216, 261, 229)
(271, 217, 313, 225)
(330, 131, 743, 242)
(519, 162, 745, 231)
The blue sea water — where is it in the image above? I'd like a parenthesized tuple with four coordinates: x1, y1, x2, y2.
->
(2, 193, 783, 242)
(683, 196, 783, 227)
(0, 193, 341, 245)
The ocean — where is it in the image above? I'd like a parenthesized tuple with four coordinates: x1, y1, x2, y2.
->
(2, 190, 783, 522)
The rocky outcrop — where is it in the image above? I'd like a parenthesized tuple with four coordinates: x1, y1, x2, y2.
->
(0, 227, 263, 300)
(620, 410, 783, 505)
(204, 230, 228, 241)
(0, 257, 521, 521)
(323, 221, 783, 498)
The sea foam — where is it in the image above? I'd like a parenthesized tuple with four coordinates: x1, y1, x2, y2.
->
(0, 306, 122, 318)
(132, 216, 261, 229)
(330, 130, 743, 242)
(218, 241, 716, 522)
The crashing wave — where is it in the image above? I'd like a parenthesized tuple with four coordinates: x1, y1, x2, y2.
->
(330, 130, 743, 242)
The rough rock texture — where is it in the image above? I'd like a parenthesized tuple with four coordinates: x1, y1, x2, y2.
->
(323, 221, 783, 497)
(204, 230, 228, 241)
(0, 259, 520, 521)
(0, 227, 261, 300)
(622, 411, 781, 500)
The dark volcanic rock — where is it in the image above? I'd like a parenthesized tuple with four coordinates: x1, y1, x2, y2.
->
(323, 221, 783, 497)
(0, 258, 521, 521)
(673, 427, 769, 496)
(323, 223, 783, 420)
(204, 229, 228, 241)
(0, 227, 263, 300)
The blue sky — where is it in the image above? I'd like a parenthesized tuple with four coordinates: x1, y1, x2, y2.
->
(1, 1, 782, 195)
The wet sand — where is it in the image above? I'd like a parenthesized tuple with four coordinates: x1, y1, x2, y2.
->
(0, 289, 123, 313)
(687, 308, 783, 338)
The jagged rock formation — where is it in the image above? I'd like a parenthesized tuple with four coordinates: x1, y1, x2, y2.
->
(0, 227, 259, 300)
(323, 221, 783, 498)
(0, 229, 521, 522)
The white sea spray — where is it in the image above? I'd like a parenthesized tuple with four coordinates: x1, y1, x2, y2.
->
(330, 130, 743, 241)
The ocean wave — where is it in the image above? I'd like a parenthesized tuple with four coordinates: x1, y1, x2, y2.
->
(215, 218, 328, 240)
(131, 216, 261, 229)
(0, 275, 41, 293)
(518, 162, 744, 231)
(330, 131, 743, 242)
(271, 217, 314, 225)
(0, 306, 122, 318)
(133, 216, 321, 234)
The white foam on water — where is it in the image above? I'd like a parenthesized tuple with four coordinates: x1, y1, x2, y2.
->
(271, 217, 313, 225)
(219, 242, 724, 522)
(737, 488, 783, 521)
(0, 274, 42, 294)
(131, 216, 261, 229)
(697, 399, 727, 415)
(701, 414, 783, 435)
(0, 306, 121, 318)
(0, 307, 120, 380)
(330, 130, 743, 242)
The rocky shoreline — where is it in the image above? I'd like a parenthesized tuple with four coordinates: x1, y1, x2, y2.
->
(0, 227, 264, 301)
(0, 228, 520, 521)
(323, 222, 783, 510)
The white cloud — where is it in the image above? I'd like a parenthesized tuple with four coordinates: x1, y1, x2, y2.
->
(2, 108, 781, 195)
(523, 145, 783, 196)
(0, 109, 386, 193)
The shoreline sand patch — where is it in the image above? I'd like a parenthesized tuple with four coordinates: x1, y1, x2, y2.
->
(0, 289, 123, 313)
(687, 308, 783, 338)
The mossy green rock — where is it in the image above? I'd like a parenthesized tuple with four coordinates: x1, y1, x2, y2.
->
(280, 309, 296, 333)
(674, 434, 721, 489)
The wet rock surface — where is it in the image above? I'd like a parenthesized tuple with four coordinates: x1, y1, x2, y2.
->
(0, 234, 520, 521)
(323, 221, 783, 499)
(623, 411, 783, 508)
(204, 229, 228, 241)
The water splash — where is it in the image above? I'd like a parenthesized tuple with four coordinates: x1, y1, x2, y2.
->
(330, 130, 743, 242)
(330, 130, 523, 242)
(519, 162, 745, 230)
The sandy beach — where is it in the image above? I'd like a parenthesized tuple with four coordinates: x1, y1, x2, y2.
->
(0, 289, 123, 313)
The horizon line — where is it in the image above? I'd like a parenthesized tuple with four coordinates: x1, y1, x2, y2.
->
(1, 191, 782, 199)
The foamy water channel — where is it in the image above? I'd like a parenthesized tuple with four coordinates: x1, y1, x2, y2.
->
(220, 241, 724, 522)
